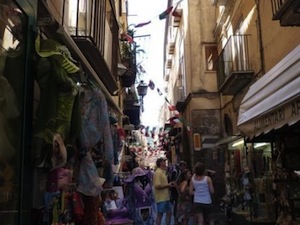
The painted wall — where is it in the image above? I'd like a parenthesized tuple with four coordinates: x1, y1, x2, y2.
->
(259, 1, 300, 72)
(217, 0, 300, 138)
(185, 0, 218, 94)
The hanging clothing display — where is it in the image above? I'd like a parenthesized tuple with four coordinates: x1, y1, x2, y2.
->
(77, 152, 103, 196)
(78, 85, 114, 184)
(33, 36, 81, 168)
(31, 35, 116, 224)
(78, 85, 113, 156)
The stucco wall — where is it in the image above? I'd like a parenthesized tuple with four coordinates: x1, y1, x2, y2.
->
(259, 1, 300, 72)
(186, 0, 217, 94)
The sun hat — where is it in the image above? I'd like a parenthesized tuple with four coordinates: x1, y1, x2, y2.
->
(123, 167, 152, 183)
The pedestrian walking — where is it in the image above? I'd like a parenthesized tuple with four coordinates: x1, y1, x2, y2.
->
(189, 162, 215, 225)
(169, 161, 188, 225)
(176, 168, 193, 225)
(153, 157, 176, 225)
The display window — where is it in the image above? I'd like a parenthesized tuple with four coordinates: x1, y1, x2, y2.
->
(0, 0, 28, 224)
(224, 139, 275, 223)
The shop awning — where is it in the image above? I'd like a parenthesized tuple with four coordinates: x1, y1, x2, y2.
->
(237, 45, 300, 139)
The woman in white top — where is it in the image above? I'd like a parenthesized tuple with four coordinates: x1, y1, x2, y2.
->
(189, 162, 215, 225)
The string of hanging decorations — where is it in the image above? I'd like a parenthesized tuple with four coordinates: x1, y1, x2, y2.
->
(133, 0, 183, 28)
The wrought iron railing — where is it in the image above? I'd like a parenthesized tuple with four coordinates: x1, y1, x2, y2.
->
(61, 0, 119, 74)
(216, 34, 251, 88)
(271, 0, 289, 18)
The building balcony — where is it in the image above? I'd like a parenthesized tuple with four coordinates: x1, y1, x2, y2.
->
(271, 0, 300, 26)
(56, 0, 119, 95)
(168, 42, 175, 55)
(123, 87, 139, 106)
(123, 105, 141, 127)
(216, 34, 254, 95)
(120, 69, 136, 88)
(174, 86, 186, 112)
(123, 97, 139, 107)
(166, 59, 173, 69)
(164, 73, 170, 82)
(120, 41, 137, 87)
(172, 8, 182, 27)
(120, 41, 137, 70)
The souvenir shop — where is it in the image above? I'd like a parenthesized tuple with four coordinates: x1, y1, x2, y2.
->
(0, 1, 145, 225)
(105, 167, 155, 225)
(104, 128, 156, 225)
(221, 46, 300, 225)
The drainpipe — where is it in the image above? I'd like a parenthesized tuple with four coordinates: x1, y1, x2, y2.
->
(255, 0, 265, 77)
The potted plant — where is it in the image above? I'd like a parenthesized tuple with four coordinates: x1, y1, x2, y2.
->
(120, 41, 133, 68)
(121, 68, 136, 87)
(119, 29, 146, 88)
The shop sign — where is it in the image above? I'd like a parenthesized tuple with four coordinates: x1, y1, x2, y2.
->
(239, 96, 300, 138)
(193, 133, 202, 151)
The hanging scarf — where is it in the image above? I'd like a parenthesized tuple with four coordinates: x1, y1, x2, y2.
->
(78, 86, 114, 161)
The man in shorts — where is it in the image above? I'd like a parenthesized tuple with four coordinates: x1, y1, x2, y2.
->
(153, 157, 176, 225)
